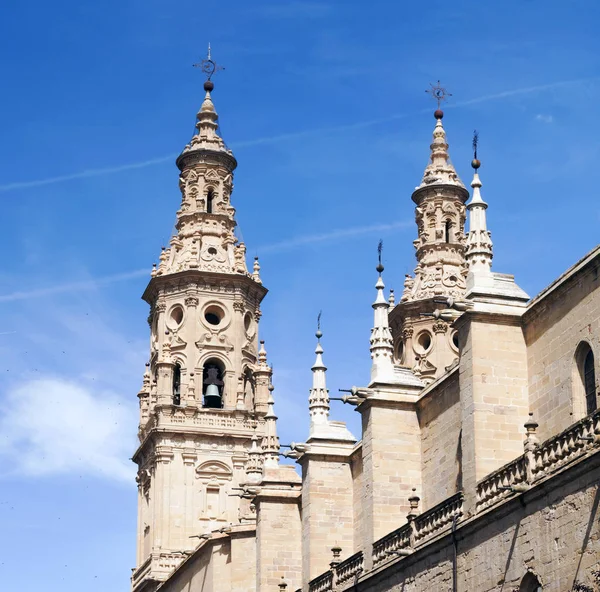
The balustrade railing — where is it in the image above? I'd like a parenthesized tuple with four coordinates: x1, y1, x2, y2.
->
(413, 492, 463, 543)
(476, 456, 527, 512)
(308, 570, 333, 592)
(372, 524, 411, 568)
(532, 410, 599, 479)
(335, 551, 364, 588)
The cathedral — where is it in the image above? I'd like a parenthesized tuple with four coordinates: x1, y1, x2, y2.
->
(129, 65, 600, 592)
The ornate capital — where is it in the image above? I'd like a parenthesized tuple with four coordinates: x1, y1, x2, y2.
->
(185, 296, 199, 307)
(233, 300, 245, 314)
(402, 325, 414, 339)
(156, 301, 167, 313)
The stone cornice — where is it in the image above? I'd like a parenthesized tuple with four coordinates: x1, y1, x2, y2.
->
(142, 269, 268, 305)
(411, 183, 469, 205)
(523, 244, 600, 324)
(176, 148, 237, 173)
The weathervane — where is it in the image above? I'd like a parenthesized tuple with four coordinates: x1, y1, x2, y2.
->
(426, 80, 452, 109)
(377, 239, 384, 273)
(193, 42, 225, 81)
(472, 130, 481, 169)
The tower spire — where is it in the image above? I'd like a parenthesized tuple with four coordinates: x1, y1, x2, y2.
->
(370, 241, 395, 385)
(261, 381, 280, 468)
(308, 312, 330, 435)
(466, 131, 493, 274)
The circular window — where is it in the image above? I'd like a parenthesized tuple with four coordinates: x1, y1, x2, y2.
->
(396, 340, 405, 364)
(415, 331, 433, 354)
(207, 246, 218, 255)
(244, 312, 252, 333)
(204, 305, 224, 326)
(170, 306, 184, 326)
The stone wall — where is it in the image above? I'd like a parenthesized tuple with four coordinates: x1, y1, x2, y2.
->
(524, 251, 600, 441)
(354, 451, 600, 592)
(417, 369, 461, 510)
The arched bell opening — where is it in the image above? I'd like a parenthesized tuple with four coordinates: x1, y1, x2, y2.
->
(172, 363, 181, 406)
(203, 359, 225, 409)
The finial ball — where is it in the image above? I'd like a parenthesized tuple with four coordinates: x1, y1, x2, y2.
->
(471, 158, 481, 170)
(434, 109, 444, 120)
(376, 263, 384, 274)
(204, 80, 214, 92)
(316, 330, 323, 340)
(268, 383, 275, 392)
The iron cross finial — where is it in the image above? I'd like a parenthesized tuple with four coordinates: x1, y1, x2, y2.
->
(193, 42, 225, 81)
(426, 80, 452, 109)
(472, 130, 479, 160)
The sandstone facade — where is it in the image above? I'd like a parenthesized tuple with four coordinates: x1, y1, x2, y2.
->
(129, 71, 600, 592)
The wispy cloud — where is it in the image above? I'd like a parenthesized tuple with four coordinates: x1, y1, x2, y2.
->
(1, 221, 411, 302)
(256, 220, 412, 252)
(0, 77, 595, 195)
(0, 377, 136, 482)
(535, 113, 554, 123)
(0, 269, 148, 303)
(254, 1, 332, 19)
(0, 156, 175, 194)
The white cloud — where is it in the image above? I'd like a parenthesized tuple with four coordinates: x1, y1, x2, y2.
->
(0, 377, 137, 483)
(535, 113, 554, 123)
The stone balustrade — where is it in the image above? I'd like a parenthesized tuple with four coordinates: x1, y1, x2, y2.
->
(372, 524, 412, 568)
(413, 492, 463, 544)
(532, 409, 599, 480)
(476, 456, 527, 511)
(307, 570, 333, 592)
(335, 551, 364, 588)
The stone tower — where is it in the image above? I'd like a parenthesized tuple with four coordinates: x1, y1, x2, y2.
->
(131, 73, 272, 590)
(389, 108, 469, 384)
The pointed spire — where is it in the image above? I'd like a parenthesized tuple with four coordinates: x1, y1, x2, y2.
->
(308, 313, 330, 434)
(370, 242, 395, 385)
(179, 46, 234, 162)
(252, 256, 262, 284)
(245, 430, 264, 483)
(261, 381, 280, 468)
(419, 109, 465, 189)
(466, 132, 493, 275)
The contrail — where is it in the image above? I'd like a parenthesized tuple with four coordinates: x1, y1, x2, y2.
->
(0, 269, 148, 303)
(256, 220, 412, 253)
(0, 77, 595, 194)
(0, 221, 412, 302)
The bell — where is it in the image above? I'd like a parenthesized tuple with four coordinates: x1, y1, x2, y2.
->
(204, 383, 222, 409)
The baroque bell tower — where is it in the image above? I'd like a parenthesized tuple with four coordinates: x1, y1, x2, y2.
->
(389, 84, 469, 384)
(131, 53, 272, 591)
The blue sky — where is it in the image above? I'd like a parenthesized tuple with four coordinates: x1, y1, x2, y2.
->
(0, 0, 598, 589)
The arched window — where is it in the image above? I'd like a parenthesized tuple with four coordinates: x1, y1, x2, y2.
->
(574, 342, 597, 417)
(445, 220, 452, 243)
(584, 348, 597, 415)
(206, 189, 214, 214)
(203, 359, 224, 409)
(172, 363, 181, 405)
(519, 572, 542, 591)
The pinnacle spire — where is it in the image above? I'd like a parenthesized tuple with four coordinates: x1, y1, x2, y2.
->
(245, 430, 264, 483)
(418, 110, 465, 189)
(261, 382, 280, 468)
(180, 46, 232, 160)
(466, 133, 493, 274)
(369, 242, 395, 385)
(309, 314, 330, 434)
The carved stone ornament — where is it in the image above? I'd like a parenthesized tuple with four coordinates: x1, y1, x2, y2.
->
(185, 296, 199, 307)
(433, 321, 448, 334)
(155, 301, 167, 313)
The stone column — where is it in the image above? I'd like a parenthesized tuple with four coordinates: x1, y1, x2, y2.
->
(298, 443, 355, 585)
(456, 308, 529, 515)
(358, 391, 421, 569)
(255, 467, 302, 592)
